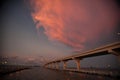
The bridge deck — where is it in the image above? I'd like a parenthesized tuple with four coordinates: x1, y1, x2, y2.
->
(46, 42, 120, 64)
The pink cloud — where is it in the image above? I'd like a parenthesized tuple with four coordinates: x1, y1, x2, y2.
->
(30, 0, 119, 51)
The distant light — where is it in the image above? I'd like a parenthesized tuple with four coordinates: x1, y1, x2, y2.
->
(1, 61, 8, 64)
(4, 61, 7, 64)
(117, 33, 120, 35)
(107, 64, 111, 68)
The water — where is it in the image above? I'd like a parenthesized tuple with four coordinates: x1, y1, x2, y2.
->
(0, 67, 119, 80)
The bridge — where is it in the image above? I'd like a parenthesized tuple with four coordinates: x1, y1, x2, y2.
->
(44, 42, 120, 76)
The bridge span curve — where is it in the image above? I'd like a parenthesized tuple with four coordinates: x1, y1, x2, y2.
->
(44, 42, 120, 76)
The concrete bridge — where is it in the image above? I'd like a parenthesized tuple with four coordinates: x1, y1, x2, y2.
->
(44, 42, 120, 76)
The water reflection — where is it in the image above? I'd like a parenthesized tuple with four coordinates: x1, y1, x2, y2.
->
(1, 67, 119, 80)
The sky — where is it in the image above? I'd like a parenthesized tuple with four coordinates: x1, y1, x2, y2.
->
(1, 0, 120, 67)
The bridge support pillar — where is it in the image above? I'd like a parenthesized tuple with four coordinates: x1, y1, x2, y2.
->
(51, 63, 54, 69)
(46, 65, 48, 68)
(47, 64, 49, 68)
(49, 64, 52, 68)
(108, 49, 120, 62)
(75, 59, 80, 70)
(55, 63, 59, 69)
(48, 64, 50, 68)
(46, 64, 49, 68)
(63, 61, 67, 70)
(53, 63, 55, 69)
(118, 55, 120, 63)
(44, 65, 46, 68)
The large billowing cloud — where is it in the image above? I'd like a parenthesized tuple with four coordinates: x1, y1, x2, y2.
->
(30, 0, 118, 51)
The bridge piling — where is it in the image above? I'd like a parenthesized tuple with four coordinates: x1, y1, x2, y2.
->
(63, 61, 67, 70)
(51, 63, 53, 69)
(55, 62, 59, 69)
(44, 42, 120, 76)
(75, 59, 80, 70)
(108, 49, 120, 63)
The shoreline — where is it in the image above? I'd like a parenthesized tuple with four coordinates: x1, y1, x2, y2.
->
(0, 65, 31, 76)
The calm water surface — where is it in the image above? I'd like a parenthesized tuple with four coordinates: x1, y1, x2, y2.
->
(0, 67, 119, 80)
